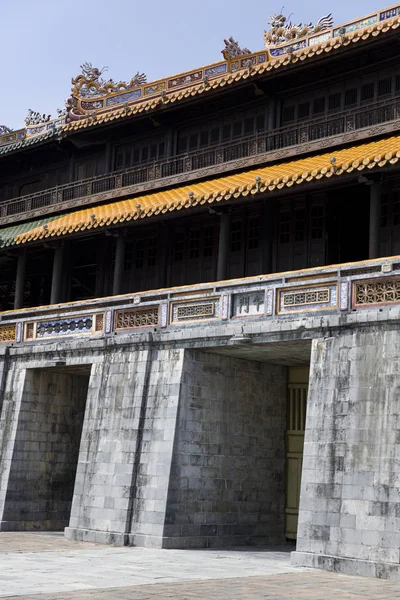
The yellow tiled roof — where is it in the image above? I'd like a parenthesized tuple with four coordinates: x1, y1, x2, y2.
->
(15, 135, 400, 245)
(62, 15, 400, 134)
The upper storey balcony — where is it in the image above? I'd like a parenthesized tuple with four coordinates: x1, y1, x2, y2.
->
(1, 94, 400, 226)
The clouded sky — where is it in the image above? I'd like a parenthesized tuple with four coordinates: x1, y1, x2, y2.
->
(1, 0, 385, 129)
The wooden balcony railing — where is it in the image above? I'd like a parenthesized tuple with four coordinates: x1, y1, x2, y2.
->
(2, 97, 400, 221)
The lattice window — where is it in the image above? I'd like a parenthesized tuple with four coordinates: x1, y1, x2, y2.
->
(176, 303, 215, 320)
(115, 307, 159, 329)
(25, 323, 35, 340)
(189, 230, 200, 259)
(248, 218, 260, 250)
(148, 239, 157, 267)
(94, 313, 105, 332)
(135, 240, 145, 269)
(174, 232, 185, 262)
(354, 279, 400, 306)
(295, 209, 305, 242)
(311, 205, 324, 240)
(230, 222, 242, 252)
(0, 324, 16, 343)
(124, 243, 134, 271)
(283, 289, 330, 307)
(279, 212, 290, 244)
(393, 192, 400, 226)
(203, 227, 214, 257)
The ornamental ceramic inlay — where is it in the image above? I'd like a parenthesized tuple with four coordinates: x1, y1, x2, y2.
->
(106, 89, 142, 107)
(105, 310, 113, 334)
(221, 294, 230, 320)
(36, 316, 93, 338)
(160, 302, 168, 327)
(333, 15, 378, 37)
(204, 64, 227, 78)
(266, 288, 274, 316)
(380, 6, 400, 20)
(339, 281, 349, 311)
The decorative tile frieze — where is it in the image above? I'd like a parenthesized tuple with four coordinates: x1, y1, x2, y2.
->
(105, 310, 113, 334)
(232, 292, 264, 317)
(353, 278, 400, 307)
(278, 285, 337, 314)
(221, 294, 230, 320)
(106, 89, 142, 107)
(171, 298, 220, 323)
(380, 6, 400, 20)
(160, 302, 168, 328)
(339, 281, 349, 311)
(115, 306, 159, 330)
(168, 71, 203, 89)
(204, 64, 227, 77)
(333, 15, 378, 37)
(265, 288, 274, 316)
(36, 316, 94, 339)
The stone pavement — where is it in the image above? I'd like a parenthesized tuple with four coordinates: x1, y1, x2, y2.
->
(0, 533, 399, 599)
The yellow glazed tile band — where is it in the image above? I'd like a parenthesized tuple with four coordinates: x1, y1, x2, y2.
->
(15, 135, 400, 245)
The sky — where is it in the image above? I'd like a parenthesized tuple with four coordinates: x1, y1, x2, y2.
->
(1, 0, 386, 130)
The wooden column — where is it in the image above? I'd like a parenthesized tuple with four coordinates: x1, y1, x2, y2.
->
(14, 249, 27, 310)
(112, 235, 125, 296)
(369, 183, 381, 259)
(217, 213, 230, 281)
(50, 245, 64, 305)
(261, 201, 273, 275)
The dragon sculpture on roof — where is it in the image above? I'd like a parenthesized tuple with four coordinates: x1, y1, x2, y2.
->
(264, 11, 334, 46)
(71, 62, 147, 98)
(0, 126, 13, 135)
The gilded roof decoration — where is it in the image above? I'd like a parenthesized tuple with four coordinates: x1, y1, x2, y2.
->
(221, 37, 251, 60)
(14, 135, 400, 245)
(1, 4, 400, 151)
(71, 62, 147, 99)
(264, 12, 334, 47)
(25, 109, 52, 126)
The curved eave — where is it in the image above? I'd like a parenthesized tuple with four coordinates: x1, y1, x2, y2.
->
(60, 16, 400, 135)
(13, 134, 400, 246)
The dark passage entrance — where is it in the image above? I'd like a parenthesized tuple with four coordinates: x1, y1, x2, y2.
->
(2, 366, 90, 531)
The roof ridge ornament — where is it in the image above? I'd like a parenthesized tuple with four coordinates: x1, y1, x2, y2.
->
(25, 109, 52, 127)
(221, 37, 251, 59)
(0, 125, 12, 135)
(264, 11, 334, 47)
(71, 61, 147, 99)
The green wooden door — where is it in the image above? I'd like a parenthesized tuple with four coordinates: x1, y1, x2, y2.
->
(285, 367, 309, 540)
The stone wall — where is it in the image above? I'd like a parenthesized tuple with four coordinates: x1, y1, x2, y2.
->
(162, 350, 287, 548)
(292, 330, 400, 580)
(1, 368, 89, 530)
(67, 347, 185, 547)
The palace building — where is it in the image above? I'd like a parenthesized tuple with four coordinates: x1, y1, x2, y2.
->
(1, 3, 400, 580)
